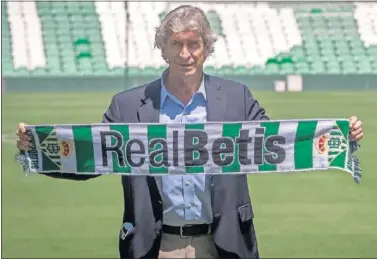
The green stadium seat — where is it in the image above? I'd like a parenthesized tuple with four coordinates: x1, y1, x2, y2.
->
(217, 65, 234, 76)
(2, 1, 377, 78)
(310, 61, 326, 74)
(246, 66, 262, 75)
(206, 10, 224, 36)
(265, 64, 280, 75)
(233, 66, 249, 75)
(13, 68, 30, 76)
(280, 63, 295, 75)
(30, 68, 48, 76)
(126, 67, 141, 77)
(108, 68, 125, 76)
(139, 67, 158, 77)
(204, 66, 216, 75)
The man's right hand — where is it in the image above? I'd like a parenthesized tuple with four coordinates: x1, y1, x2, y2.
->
(16, 122, 31, 151)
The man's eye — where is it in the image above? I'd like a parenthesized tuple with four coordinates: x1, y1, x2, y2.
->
(189, 42, 199, 48)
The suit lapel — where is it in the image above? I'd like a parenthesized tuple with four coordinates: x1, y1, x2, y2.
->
(204, 74, 228, 209)
(205, 74, 226, 122)
(137, 79, 161, 123)
(136, 79, 163, 199)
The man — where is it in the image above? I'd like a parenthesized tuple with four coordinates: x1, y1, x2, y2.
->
(16, 5, 363, 259)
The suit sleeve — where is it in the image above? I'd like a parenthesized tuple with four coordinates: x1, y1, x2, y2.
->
(38, 96, 121, 181)
(103, 95, 121, 123)
(244, 85, 270, 121)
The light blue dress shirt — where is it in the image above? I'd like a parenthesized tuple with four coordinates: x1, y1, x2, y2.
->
(159, 74, 213, 226)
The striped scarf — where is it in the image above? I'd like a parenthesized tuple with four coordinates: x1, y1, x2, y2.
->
(15, 119, 362, 183)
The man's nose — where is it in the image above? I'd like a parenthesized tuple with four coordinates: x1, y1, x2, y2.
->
(179, 45, 190, 59)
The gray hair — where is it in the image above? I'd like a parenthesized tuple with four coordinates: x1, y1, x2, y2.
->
(154, 5, 218, 62)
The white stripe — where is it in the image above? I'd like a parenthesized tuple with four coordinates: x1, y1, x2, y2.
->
(203, 123, 221, 174)
(312, 121, 334, 169)
(166, 124, 186, 175)
(276, 121, 299, 171)
(92, 125, 113, 173)
(240, 122, 260, 173)
(55, 126, 77, 173)
(128, 125, 150, 174)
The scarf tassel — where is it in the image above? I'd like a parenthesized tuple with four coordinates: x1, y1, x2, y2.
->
(349, 140, 362, 183)
(14, 151, 31, 176)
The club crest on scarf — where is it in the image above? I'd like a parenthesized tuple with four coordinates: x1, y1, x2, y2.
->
(59, 140, 73, 157)
(39, 129, 61, 168)
(315, 123, 348, 166)
(39, 128, 74, 168)
(315, 135, 328, 154)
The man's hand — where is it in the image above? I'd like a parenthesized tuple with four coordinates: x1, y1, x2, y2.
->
(16, 122, 31, 151)
(349, 116, 363, 141)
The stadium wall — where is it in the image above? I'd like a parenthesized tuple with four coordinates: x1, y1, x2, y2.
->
(2, 74, 377, 92)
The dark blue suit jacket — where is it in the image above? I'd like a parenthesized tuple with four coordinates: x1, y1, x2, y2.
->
(44, 74, 269, 258)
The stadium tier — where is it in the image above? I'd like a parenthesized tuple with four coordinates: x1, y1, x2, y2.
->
(2, 1, 377, 77)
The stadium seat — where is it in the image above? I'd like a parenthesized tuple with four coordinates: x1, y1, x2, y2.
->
(2, 1, 377, 77)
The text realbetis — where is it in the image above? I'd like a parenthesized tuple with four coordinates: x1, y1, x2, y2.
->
(15, 119, 362, 183)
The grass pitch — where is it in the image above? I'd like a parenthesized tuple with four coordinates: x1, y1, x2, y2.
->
(2, 90, 377, 258)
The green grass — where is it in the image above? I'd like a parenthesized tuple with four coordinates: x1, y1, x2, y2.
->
(2, 91, 377, 258)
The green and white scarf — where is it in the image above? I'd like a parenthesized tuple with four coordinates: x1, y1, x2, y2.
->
(15, 119, 362, 183)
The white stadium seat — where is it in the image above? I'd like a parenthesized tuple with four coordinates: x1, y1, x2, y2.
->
(89, 1, 309, 69)
(354, 2, 377, 46)
(7, 1, 46, 70)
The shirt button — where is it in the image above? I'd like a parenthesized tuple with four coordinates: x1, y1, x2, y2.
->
(183, 110, 190, 115)
(187, 204, 192, 209)
(186, 181, 190, 186)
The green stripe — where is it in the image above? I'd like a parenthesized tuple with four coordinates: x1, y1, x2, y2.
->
(148, 124, 168, 174)
(185, 124, 204, 173)
(72, 126, 95, 172)
(258, 121, 280, 171)
(110, 125, 131, 173)
(35, 126, 53, 143)
(336, 120, 349, 140)
(294, 121, 318, 169)
(222, 123, 242, 173)
(35, 126, 60, 170)
(41, 153, 60, 171)
(330, 150, 346, 168)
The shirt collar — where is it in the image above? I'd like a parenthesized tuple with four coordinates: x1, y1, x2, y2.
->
(160, 70, 206, 108)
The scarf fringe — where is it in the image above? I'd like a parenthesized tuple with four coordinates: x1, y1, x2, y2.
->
(350, 140, 361, 154)
(349, 140, 362, 183)
(14, 151, 31, 176)
(351, 154, 362, 184)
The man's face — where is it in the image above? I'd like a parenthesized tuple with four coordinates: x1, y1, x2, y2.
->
(164, 30, 206, 77)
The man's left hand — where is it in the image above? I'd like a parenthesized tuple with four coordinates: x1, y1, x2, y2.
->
(349, 116, 363, 141)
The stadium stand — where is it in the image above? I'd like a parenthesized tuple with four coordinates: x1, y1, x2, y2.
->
(2, 1, 377, 77)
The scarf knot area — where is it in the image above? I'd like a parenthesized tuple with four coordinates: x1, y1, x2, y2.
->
(15, 119, 362, 183)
